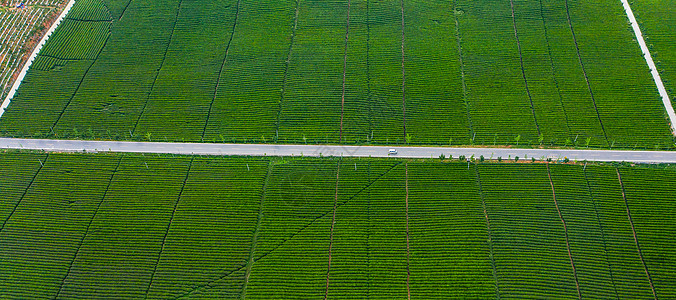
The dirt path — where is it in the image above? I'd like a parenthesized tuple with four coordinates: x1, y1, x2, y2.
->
(0, 153, 48, 232)
(582, 166, 620, 298)
(132, 0, 185, 137)
(474, 164, 500, 299)
(324, 162, 340, 300)
(546, 164, 581, 299)
(240, 161, 273, 299)
(144, 156, 194, 299)
(201, 0, 242, 141)
(55, 155, 123, 299)
(339, 0, 351, 143)
(616, 168, 657, 299)
(563, 0, 608, 144)
(405, 163, 410, 300)
(453, 1, 473, 139)
(274, 0, 301, 142)
(509, 0, 540, 136)
(400, 0, 407, 139)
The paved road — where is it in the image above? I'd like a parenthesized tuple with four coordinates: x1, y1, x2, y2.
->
(2, 138, 676, 163)
(620, 0, 676, 134)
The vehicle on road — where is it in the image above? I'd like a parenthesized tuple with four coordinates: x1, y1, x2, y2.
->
(388, 148, 397, 155)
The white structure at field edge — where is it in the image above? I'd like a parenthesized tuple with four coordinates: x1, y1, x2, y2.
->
(0, 0, 675, 136)
(0, 0, 76, 119)
(621, 0, 676, 134)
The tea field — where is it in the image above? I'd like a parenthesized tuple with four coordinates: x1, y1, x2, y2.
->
(0, 0, 674, 149)
(630, 0, 676, 112)
(0, 0, 67, 101)
(1, 151, 674, 298)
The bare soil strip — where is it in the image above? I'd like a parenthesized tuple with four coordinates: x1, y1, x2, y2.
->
(201, 0, 242, 140)
(616, 168, 657, 299)
(324, 163, 341, 300)
(0, 153, 48, 232)
(132, 0, 185, 137)
(546, 164, 582, 299)
(400, 0, 407, 139)
(473, 164, 500, 299)
(240, 161, 273, 299)
(339, 0, 351, 142)
(563, 0, 608, 144)
(582, 167, 620, 298)
(54, 155, 123, 299)
(144, 157, 194, 299)
(405, 163, 410, 300)
(453, 0, 474, 138)
(0, 0, 74, 119)
(509, 0, 541, 135)
(274, 0, 301, 141)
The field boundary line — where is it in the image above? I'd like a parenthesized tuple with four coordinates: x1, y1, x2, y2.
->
(324, 162, 341, 299)
(546, 164, 582, 299)
(620, 0, 676, 135)
(537, 0, 572, 137)
(255, 162, 401, 262)
(366, 0, 373, 143)
(49, 25, 112, 133)
(400, 0, 407, 138)
(132, 0, 185, 137)
(474, 164, 500, 299)
(0, 153, 48, 232)
(240, 161, 272, 299)
(563, 0, 609, 144)
(201, 0, 242, 141)
(338, 0, 351, 142)
(366, 161, 372, 299)
(0, 0, 75, 119)
(174, 264, 248, 299)
(509, 0, 541, 135)
(175, 161, 401, 298)
(54, 155, 123, 299)
(144, 157, 194, 299)
(118, 0, 133, 21)
(453, 0, 473, 139)
(274, 0, 301, 142)
(582, 166, 620, 298)
(405, 163, 410, 300)
(616, 168, 657, 299)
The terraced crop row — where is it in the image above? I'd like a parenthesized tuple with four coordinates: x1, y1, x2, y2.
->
(1, 152, 674, 298)
(0, 1, 65, 101)
(0, 0, 673, 148)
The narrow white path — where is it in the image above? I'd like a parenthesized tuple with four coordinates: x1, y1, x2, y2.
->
(2, 138, 676, 163)
(620, 0, 676, 134)
(0, 0, 76, 118)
